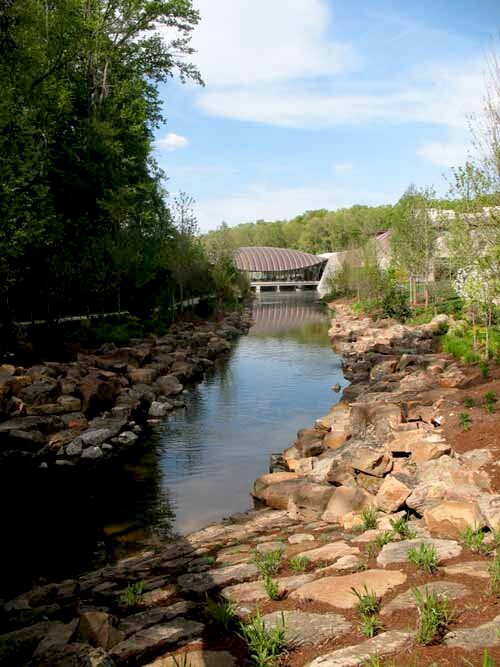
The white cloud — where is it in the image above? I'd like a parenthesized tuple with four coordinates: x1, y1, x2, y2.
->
(195, 183, 396, 232)
(196, 60, 485, 130)
(190, 0, 359, 87)
(156, 132, 189, 152)
(417, 141, 471, 167)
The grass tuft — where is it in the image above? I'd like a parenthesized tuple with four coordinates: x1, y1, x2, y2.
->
(413, 586, 450, 644)
(489, 550, 500, 596)
(461, 526, 489, 554)
(204, 595, 238, 631)
(120, 581, 144, 607)
(407, 543, 439, 574)
(239, 608, 287, 667)
(252, 549, 283, 578)
(263, 576, 282, 601)
(389, 515, 417, 540)
(360, 507, 378, 531)
(289, 555, 310, 572)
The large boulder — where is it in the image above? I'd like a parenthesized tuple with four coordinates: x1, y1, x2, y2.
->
(375, 476, 411, 513)
(78, 372, 121, 417)
(287, 483, 336, 521)
(156, 375, 183, 397)
(322, 486, 375, 523)
(424, 500, 486, 539)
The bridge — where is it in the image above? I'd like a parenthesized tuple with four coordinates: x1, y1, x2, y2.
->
(234, 246, 325, 293)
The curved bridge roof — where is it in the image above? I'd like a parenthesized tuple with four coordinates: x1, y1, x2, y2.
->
(234, 246, 322, 273)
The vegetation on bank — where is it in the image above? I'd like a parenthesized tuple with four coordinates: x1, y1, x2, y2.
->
(0, 1, 249, 355)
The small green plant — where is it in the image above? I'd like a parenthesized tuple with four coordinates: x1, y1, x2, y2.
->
(351, 585, 381, 616)
(390, 515, 417, 540)
(461, 526, 488, 554)
(239, 609, 287, 667)
(361, 507, 378, 530)
(480, 360, 490, 379)
(463, 650, 497, 667)
(489, 550, 500, 596)
(458, 411, 473, 431)
(407, 543, 439, 574)
(263, 576, 282, 601)
(360, 612, 382, 638)
(204, 595, 237, 631)
(120, 580, 145, 607)
(352, 585, 382, 639)
(375, 530, 394, 549)
(463, 396, 475, 408)
(413, 586, 450, 644)
(365, 541, 379, 559)
(484, 391, 497, 414)
(289, 555, 309, 572)
(252, 549, 283, 578)
(362, 658, 397, 667)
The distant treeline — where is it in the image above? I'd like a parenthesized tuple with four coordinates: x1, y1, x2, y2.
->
(203, 195, 496, 256)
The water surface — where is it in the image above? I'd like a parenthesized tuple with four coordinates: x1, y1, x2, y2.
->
(2, 294, 346, 594)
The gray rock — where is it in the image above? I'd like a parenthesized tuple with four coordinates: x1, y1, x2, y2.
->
(377, 538, 462, 567)
(149, 401, 171, 418)
(381, 581, 470, 616)
(81, 446, 103, 459)
(110, 618, 204, 662)
(178, 562, 259, 594)
(445, 614, 500, 648)
(262, 610, 350, 647)
(66, 438, 83, 457)
(81, 428, 113, 447)
(116, 431, 138, 446)
(119, 601, 193, 638)
(305, 631, 412, 666)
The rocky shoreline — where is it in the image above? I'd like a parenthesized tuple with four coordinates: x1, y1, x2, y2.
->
(0, 310, 251, 471)
(2, 304, 500, 666)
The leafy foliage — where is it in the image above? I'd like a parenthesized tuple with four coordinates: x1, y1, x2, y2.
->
(407, 543, 439, 574)
(239, 609, 287, 667)
(413, 587, 450, 644)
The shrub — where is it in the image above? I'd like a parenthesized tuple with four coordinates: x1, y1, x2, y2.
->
(120, 581, 144, 607)
(484, 391, 497, 414)
(381, 285, 411, 322)
(407, 543, 439, 573)
(463, 396, 475, 408)
(289, 555, 310, 572)
(204, 596, 237, 631)
(480, 361, 490, 379)
(239, 609, 287, 667)
(458, 412, 472, 431)
(252, 549, 283, 578)
(413, 587, 450, 644)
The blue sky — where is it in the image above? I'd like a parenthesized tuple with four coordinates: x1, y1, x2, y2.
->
(154, 0, 500, 232)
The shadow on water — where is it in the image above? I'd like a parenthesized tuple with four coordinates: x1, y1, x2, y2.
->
(1, 293, 346, 597)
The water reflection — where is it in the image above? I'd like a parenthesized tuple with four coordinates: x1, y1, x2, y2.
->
(2, 294, 347, 596)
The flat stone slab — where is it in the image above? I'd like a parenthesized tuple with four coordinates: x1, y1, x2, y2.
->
(288, 533, 315, 544)
(110, 618, 204, 662)
(445, 614, 500, 648)
(255, 541, 285, 554)
(296, 541, 360, 564)
(222, 574, 315, 603)
(290, 569, 407, 609)
(377, 538, 461, 567)
(262, 610, 351, 647)
(119, 601, 193, 637)
(381, 581, 471, 616)
(442, 560, 490, 579)
(304, 630, 413, 666)
(177, 563, 258, 593)
(145, 650, 235, 666)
